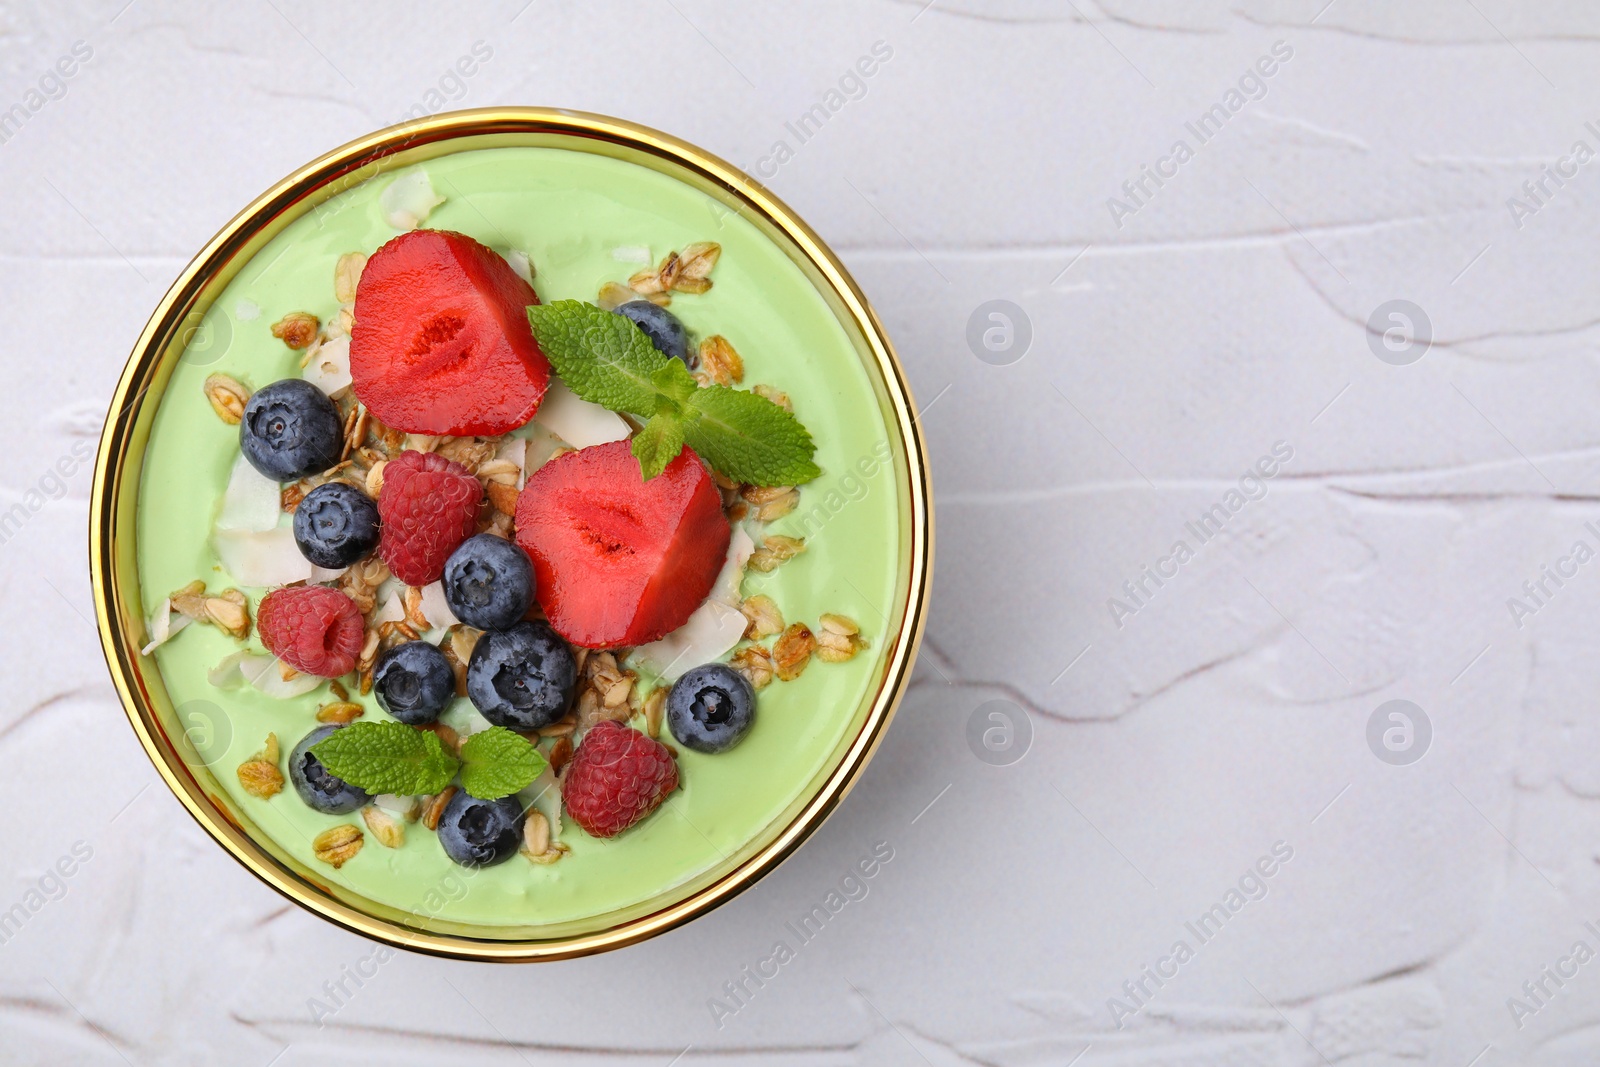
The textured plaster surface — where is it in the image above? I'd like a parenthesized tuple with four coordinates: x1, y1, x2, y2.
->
(4, 1, 1599, 1063)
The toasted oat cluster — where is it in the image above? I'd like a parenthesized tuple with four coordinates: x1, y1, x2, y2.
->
(151, 217, 868, 875)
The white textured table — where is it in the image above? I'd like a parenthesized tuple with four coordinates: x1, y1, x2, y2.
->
(7, 1, 1600, 1063)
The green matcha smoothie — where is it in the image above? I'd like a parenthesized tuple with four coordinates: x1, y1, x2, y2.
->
(136, 147, 900, 927)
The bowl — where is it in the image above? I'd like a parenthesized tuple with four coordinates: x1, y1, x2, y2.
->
(89, 108, 931, 961)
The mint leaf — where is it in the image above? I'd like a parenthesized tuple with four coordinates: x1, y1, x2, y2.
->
(310, 721, 460, 797)
(651, 359, 698, 405)
(528, 300, 667, 418)
(632, 413, 687, 480)
(458, 726, 547, 800)
(683, 386, 820, 486)
(526, 300, 821, 486)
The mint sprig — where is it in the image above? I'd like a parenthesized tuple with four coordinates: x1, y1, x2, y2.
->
(632, 412, 686, 479)
(458, 727, 548, 800)
(528, 300, 819, 485)
(683, 385, 821, 487)
(310, 721, 458, 796)
(529, 300, 662, 415)
(309, 721, 547, 801)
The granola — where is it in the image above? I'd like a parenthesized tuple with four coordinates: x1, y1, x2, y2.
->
(730, 644, 775, 690)
(740, 595, 784, 640)
(742, 484, 799, 524)
(421, 787, 457, 831)
(313, 824, 363, 868)
(270, 311, 320, 350)
(772, 623, 816, 682)
(362, 805, 406, 849)
(571, 651, 636, 732)
(815, 614, 868, 663)
(521, 810, 567, 865)
(203, 373, 251, 424)
(236, 734, 283, 799)
(752, 383, 792, 412)
(749, 535, 806, 573)
(640, 687, 666, 738)
(696, 334, 744, 386)
(167, 581, 251, 640)
(597, 280, 637, 310)
(334, 252, 367, 305)
(315, 701, 365, 724)
(628, 241, 721, 299)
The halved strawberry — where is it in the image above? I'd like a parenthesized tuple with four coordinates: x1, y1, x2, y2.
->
(515, 441, 730, 648)
(349, 229, 550, 436)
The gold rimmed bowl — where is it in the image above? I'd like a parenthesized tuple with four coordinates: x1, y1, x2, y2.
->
(90, 108, 930, 961)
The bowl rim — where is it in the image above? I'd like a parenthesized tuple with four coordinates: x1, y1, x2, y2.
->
(89, 107, 932, 961)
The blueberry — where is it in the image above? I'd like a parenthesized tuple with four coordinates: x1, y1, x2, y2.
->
(443, 534, 534, 631)
(615, 300, 691, 365)
(289, 725, 372, 814)
(667, 664, 756, 753)
(466, 621, 576, 731)
(436, 792, 523, 868)
(292, 482, 381, 568)
(240, 378, 343, 481)
(373, 641, 456, 725)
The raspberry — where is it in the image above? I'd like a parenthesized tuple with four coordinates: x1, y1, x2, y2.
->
(378, 450, 482, 586)
(257, 586, 364, 678)
(563, 721, 679, 838)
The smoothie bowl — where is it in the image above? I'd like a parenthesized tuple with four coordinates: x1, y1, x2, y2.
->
(90, 109, 929, 960)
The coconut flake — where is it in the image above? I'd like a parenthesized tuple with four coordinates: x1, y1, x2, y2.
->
(216, 453, 282, 533)
(505, 249, 534, 285)
(303, 335, 352, 398)
(235, 299, 261, 321)
(454, 704, 495, 739)
(209, 651, 323, 698)
(612, 245, 650, 264)
(141, 599, 193, 655)
(521, 424, 569, 477)
(373, 576, 404, 611)
(711, 527, 755, 607)
(212, 527, 312, 587)
(533, 381, 630, 449)
(371, 588, 406, 625)
(495, 435, 528, 489)
(243, 656, 323, 698)
(630, 600, 748, 682)
(310, 564, 347, 584)
(380, 169, 445, 230)
(627, 528, 754, 680)
(208, 650, 249, 688)
(143, 598, 172, 654)
(375, 794, 422, 819)
(417, 581, 459, 632)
